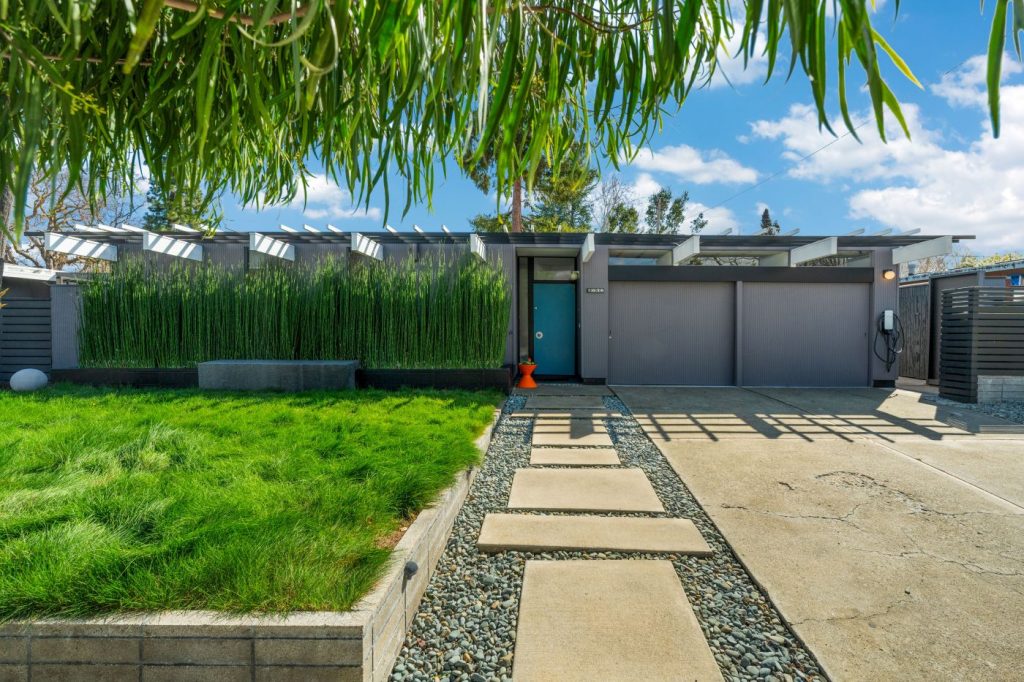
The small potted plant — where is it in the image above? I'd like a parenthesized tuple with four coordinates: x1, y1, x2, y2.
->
(517, 358, 538, 389)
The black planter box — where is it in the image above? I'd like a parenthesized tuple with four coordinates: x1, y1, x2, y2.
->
(51, 368, 199, 388)
(358, 367, 513, 392)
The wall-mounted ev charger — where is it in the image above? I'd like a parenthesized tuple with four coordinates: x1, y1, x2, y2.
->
(874, 309, 903, 372)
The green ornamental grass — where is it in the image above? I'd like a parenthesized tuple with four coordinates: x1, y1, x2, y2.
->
(78, 255, 511, 369)
(0, 385, 501, 618)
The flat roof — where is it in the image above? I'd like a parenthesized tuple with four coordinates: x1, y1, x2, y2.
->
(26, 229, 971, 249)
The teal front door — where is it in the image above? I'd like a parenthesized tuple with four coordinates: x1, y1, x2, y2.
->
(532, 283, 576, 376)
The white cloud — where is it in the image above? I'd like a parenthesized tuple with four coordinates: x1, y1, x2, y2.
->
(932, 54, 1023, 110)
(749, 60, 1024, 250)
(690, 201, 739, 232)
(628, 172, 662, 200)
(288, 174, 382, 221)
(631, 144, 758, 184)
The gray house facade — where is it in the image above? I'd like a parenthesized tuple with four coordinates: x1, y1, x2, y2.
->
(20, 228, 967, 387)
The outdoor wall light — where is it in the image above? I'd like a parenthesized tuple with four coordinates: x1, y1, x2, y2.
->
(882, 269, 897, 281)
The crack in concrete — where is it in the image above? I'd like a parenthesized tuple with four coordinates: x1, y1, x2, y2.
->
(789, 596, 914, 627)
(719, 502, 868, 529)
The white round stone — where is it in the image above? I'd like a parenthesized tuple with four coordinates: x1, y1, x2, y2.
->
(9, 368, 48, 392)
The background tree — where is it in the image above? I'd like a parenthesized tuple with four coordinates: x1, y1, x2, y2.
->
(593, 176, 634, 232)
(759, 208, 781, 235)
(2, 170, 142, 270)
(141, 183, 220, 232)
(605, 203, 640, 234)
(471, 150, 596, 233)
(2, 1, 999, 239)
(527, 157, 598, 232)
(645, 188, 712, 235)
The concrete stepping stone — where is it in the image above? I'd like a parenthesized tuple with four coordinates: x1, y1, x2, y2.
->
(530, 447, 619, 466)
(478, 514, 712, 554)
(507, 468, 664, 513)
(516, 384, 613, 396)
(525, 395, 607, 409)
(513, 560, 724, 681)
(509, 409, 627, 420)
(532, 419, 614, 447)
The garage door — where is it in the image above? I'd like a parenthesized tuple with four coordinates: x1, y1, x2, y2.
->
(741, 282, 870, 386)
(609, 282, 735, 385)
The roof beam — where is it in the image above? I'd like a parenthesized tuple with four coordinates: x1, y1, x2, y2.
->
(172, 223, 201, 233)
(669, 235, 700, 265)
(45, 232, 118, 261)
(470, 233, 486, 260)
(891, 236, 953, 264)
(249, 233, 295, 262)
(144, 230, 203, 261)
(790, 236, 838, 266)
(581, 233, 596, 263)
(351, 232, 384, 260)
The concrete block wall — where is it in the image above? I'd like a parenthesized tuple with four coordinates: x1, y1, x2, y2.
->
(977, 375, 1024, 403)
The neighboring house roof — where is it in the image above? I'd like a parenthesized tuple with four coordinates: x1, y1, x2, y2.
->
(1, 264, 60, 282)
(0, 264, 89, 283)
(900, 258, 1024, 284)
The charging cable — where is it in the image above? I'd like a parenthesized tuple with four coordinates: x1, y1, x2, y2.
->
(873, 311, 904, 373)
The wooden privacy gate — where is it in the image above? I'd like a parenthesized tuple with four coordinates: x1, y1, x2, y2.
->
(0, 297, 52, 382)
(940, 287, 1024, 402)
(898, 283, 930, 380)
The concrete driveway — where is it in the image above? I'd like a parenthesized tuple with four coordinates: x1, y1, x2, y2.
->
(615, 386, 1024, 681)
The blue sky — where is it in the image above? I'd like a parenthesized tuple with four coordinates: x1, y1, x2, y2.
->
(223, 3, 1023, 253)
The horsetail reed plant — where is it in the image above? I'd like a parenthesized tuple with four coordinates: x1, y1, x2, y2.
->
(78, 255, 511, 369)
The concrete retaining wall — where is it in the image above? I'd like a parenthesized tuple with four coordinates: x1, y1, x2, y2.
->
(0, 411, 499, 681)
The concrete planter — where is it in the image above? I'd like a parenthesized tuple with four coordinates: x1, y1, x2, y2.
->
(0, 411, 501, 682)
(198, 360, 359, 391)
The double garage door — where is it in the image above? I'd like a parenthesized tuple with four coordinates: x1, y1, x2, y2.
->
(608, 281, 870, 386)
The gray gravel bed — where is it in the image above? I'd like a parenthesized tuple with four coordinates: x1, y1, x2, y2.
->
(390, 393, 826, 682)
(926, 394, 1024, 425)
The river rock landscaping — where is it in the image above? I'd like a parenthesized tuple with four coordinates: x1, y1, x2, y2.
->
(390, 391, 827, 681)
(928, 394, 1024, 425)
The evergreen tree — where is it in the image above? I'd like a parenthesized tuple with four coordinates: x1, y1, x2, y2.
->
(759, 207, 781, 235)
(143, 183, 219, 231)
(471, 148, 596, 233)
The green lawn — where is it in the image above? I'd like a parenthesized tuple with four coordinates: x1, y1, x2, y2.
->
(0, 385, 500, 620)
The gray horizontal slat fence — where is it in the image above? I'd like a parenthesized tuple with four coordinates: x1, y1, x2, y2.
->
(939, 287, 1024, 402)
(1, 297, 53, 382)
